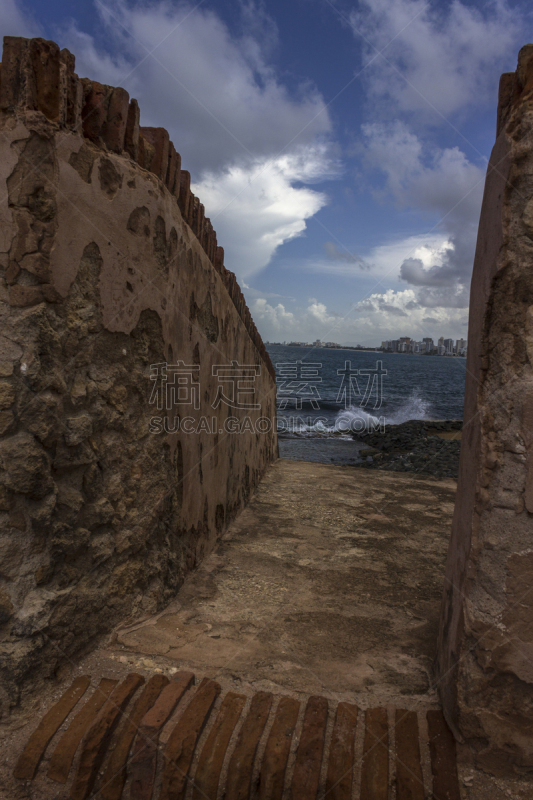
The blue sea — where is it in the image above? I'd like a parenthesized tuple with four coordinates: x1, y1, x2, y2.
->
(265, 344, 466, 461)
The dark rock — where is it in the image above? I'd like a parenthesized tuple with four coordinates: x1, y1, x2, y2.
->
(0, 431, 54, 498)
(353, 419, 462, 479)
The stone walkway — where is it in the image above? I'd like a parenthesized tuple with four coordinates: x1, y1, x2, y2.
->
(5, 460, 532, 797)
(110, 460, 457, 706)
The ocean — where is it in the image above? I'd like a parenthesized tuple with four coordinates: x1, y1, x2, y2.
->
(265, 344, 466, 464)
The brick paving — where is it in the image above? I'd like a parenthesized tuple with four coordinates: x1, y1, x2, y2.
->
(13, 671, 461, 799)
(48, 678, 118, 785)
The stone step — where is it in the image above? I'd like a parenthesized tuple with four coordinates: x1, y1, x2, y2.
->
(13, 672, 462, 800)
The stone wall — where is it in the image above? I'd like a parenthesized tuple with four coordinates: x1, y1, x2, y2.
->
(0, 37, 277, 714)
(436, 44, 533, 772)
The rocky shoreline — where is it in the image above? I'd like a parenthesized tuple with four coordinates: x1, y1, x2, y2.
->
(353, 419, 462, 479)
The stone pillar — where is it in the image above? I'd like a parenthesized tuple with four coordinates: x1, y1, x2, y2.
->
(140, 126, 169, 181)
(436, 44, 533, 772)
(125, 99, 140, 161)
(101, 86, 129, 153)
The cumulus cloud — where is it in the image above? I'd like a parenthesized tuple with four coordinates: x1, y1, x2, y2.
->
(380, 304, 407, 316)
(361, 121, 484, 306)
(251, 287, 468, 345)
(351, 0, 519, 117)
(362, 122, 484, 214)
(355, 290, 412, 317)
(298, 232, 451, 282)
(351, 288, 468, 340)
(194, 147, 330, 278)
(307, 301, 338, 326)
(252, 298, 295, 331)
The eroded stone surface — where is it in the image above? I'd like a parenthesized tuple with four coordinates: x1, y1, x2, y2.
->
(0, 37, 276, 717)
(436, 43, 533, 769)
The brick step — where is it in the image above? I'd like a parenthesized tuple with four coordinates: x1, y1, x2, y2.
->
(14, 673, 461, 799)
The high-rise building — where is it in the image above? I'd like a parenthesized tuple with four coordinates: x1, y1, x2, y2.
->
(443, 338, 454, 355)
(456, 337, 467, 356)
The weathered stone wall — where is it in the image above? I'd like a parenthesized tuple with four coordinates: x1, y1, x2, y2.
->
(0, 37, 277, 713)
(436, 44, 533, 772)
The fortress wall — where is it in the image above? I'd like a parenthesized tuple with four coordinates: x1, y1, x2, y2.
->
(0, 37, 277, 713)
(436, 44, 533, 771)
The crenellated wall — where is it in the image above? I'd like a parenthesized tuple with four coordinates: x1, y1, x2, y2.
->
(0, 35, 274, 380)
(436, 43, 533, 772)
(0, 36, 277, 714)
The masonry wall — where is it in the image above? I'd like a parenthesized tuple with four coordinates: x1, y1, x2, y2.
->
(436, 44, 533, 772)
(0, 37, 277, 714)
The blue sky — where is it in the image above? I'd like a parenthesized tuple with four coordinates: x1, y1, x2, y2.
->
(3, 0, 532, 344)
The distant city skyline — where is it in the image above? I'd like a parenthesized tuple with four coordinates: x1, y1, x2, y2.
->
(266, 335, 468, 356)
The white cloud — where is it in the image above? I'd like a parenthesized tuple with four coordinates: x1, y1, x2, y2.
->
(361, 121, 485, 306)
(352, 288, 469, 339)
(291, 232, 451, 286)
(307, 301, 337, 326)
(251, 287, 469, 345)
(252, 298, 295, 332)
(194, 147, 330, 278)
(351, 0, 519, 117)
(362, 121, 484, 218)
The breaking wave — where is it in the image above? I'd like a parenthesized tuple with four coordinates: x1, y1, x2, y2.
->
(277, 391, 434, 438)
